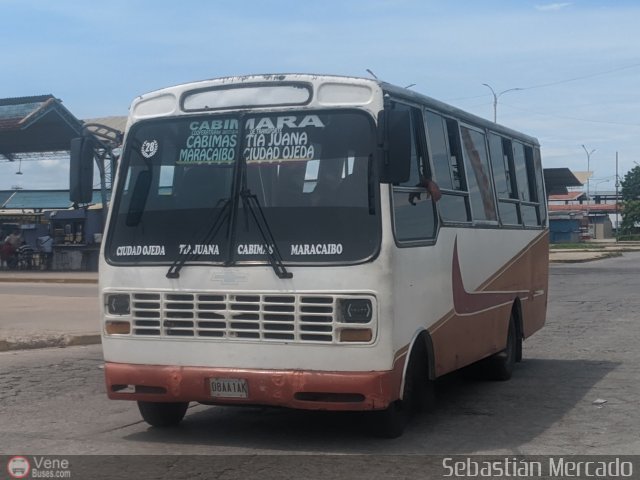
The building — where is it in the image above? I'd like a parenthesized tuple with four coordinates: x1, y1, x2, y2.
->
(0, 189, 107, 270)
(545, 169, 619, 242)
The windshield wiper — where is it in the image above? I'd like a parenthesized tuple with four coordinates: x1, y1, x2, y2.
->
(166, 198, 232, 279)
(240, 188, 293, 279)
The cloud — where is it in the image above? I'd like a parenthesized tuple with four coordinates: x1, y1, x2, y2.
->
(535, 2, 572, 11)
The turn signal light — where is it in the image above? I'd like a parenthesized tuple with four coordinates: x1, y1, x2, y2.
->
(105, 320, 131, 335)
(340, 328, 372, 343)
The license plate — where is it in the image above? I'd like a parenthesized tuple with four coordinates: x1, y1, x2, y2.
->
(209, 378, 249, 399)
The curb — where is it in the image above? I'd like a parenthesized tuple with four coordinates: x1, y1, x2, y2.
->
(0, 334, 102, 352)
(0, 277, 98, 284)
(549, 252, 623, 264)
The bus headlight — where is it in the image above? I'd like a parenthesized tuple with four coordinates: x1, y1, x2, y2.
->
(338, 298, 372, 323)
(106, 293, 131, 315)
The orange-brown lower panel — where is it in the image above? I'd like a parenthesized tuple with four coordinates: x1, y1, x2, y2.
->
(105, 360, 405, 411)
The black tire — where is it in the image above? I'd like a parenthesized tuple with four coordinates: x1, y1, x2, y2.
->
(486, 316, 517, 381)
(137, 401, 189, 428)
(515, 320, 523, 363)
(371, 399, 409, 439)
(408, 342, 436, 414)
(370, 341, 433, 438)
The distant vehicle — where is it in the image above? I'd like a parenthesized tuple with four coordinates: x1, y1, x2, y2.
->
(79, 74, 549, 437)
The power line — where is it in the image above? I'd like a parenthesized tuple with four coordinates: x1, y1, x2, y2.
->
(516, 61, 640, 92)
(446, 60, 640, 102)
(500, 102, 640, 127)
(457, 101, 493, 109)
(446, 93, 488, 102)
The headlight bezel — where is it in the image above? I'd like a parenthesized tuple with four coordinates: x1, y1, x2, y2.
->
(105, 293, 131, 316)
(338, 298, 373, 324)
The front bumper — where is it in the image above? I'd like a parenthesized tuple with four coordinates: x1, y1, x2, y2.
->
(105, 358, 405, 411)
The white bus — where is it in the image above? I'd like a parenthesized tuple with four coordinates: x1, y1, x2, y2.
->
(89, 74, 548, 437)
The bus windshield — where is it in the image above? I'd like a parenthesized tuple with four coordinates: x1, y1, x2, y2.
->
(106, 110, 380, 266)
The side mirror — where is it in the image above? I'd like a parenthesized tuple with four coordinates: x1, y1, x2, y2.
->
(70, 136, 96, 204)
(377, 110, 412, 184)
(126, 170, 152, 226)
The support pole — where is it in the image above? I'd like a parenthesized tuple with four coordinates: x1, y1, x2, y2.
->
(615, 152, 619, 243)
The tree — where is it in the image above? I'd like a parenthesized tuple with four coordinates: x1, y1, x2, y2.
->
(620, 165, 640, 235)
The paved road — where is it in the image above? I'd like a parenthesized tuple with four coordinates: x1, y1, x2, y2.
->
(0, 283, 98, 297)
(0, 283, 99, 348)
(1, 254, 639, 456)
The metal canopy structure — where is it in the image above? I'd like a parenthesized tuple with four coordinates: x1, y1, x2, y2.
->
(0, 95, 84, 160)
(0, 95, 123, 218)
(543, 168, 583, 196)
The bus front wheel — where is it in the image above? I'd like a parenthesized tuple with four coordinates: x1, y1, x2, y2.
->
(137, 401, 189, 428)
(370, 342, 430, 438)
(371, 399, 408, 439)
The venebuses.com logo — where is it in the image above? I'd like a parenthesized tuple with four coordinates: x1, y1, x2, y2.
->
(6, 455, 71, 478)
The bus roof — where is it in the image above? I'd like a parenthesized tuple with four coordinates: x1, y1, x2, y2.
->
(135, 73, 539, 146)
(379, 81, 540, 146)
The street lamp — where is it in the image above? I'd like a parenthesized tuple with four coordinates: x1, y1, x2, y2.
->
(581, 145, 596, 239)
(581, 145, 596, 204)
(482, 83, 524, 123)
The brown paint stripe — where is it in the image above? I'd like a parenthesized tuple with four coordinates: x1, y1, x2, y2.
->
(427, 230, 548, 334)
(477, 231, 549, 291)
(451, 237, 523, 315)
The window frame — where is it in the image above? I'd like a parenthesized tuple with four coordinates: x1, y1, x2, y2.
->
(382, 95, 547, 239)
(423, 109, 472, 226)
(458, 122, 499, 226)
(514, 140, 545, 228)
(388, 100, 440, 247)
(488, 132, 522, 227)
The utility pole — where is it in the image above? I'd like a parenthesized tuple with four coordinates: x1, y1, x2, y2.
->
(615, 152, 619, 243)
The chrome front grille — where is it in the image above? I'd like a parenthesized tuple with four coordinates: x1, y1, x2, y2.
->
(129, 292, 342, 343)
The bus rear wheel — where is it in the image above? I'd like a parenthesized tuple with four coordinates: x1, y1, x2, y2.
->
(137, 401, 189, 427)
(486, 315, 517, 381)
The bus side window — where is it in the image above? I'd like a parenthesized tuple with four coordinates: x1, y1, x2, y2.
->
(446, 118, 465, 192)
(425, 111, 453, 190)
(488, 133, 521, 226)
(513, 142, 540, 226)
(513, 142, 531, 201)
(460, 126, 497, 222)
(533, 147, 547, 225)
(424, 111, 470, 223)
(389, 102, 422, 187)
(390, 102, 437, 243)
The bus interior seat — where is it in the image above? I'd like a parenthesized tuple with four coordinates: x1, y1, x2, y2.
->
(276, 163, 309, 207)
(178, 166, 230, 208)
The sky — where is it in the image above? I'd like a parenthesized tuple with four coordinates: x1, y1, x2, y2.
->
(1, 0, 639, 191)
